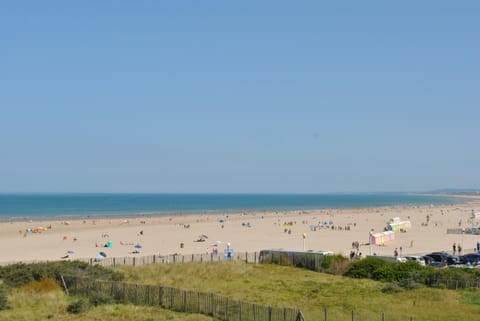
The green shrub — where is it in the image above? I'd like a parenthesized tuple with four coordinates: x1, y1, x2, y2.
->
(345, 257, 389, 279)
(320, 254, 350, 274)
(66, 298, 91, 314)
(381, 282, 403, 294)
(0, 286, 9, 310)
(346, 258, 426, 282)
(397, 277, 424, 290)
(0, 261, 124, 288)
(89, 291, 114, 306)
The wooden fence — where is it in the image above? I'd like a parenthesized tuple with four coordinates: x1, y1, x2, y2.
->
(0, 251, 260, 267)
(87, 251, 260, 267)
(427, 278, 480, 289)
(62, 275, 305, 321)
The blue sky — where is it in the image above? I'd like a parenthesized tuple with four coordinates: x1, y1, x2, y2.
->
(1, 1, 479, 193)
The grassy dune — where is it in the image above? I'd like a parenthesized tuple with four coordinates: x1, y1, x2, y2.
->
(1, 288, 214, 321)
(116, 262, 480, 321)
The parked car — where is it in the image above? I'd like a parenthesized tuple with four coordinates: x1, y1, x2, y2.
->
(421, 255, 435, 265)
(429, 261, 447, 268)
(459, 253, 480, 264)
(426, 252, 460, 265)
(404, 256, 426, 266)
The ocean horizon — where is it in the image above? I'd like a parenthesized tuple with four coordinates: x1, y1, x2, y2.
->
(0, 193, 460, 221)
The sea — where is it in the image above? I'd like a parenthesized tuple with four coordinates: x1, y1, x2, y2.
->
(0, 193, 460, 221)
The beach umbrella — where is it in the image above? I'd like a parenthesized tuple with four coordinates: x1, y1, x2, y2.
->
(201, 234, 208, 239)
(99, 251, 107, 258)
(218, 219, 224, 223)
(134, 244, 142, 249)
(67, 250, 75, 254)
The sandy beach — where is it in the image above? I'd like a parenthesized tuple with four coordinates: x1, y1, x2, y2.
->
(1, 197, 479, 264)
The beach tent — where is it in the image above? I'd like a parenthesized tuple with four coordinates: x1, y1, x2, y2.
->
(387, 220, 411, 231)
(387, 217, 411, 232)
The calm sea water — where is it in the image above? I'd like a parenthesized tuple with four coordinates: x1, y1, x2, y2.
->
(0, 193, 459, 221)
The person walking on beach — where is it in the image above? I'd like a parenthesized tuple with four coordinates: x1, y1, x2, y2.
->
(394, 248, 399, 258)
(457, 244, 462, 255)
(452, 242, 456, 255)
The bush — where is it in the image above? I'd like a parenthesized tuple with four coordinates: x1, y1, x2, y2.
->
(19, 278, 62, 293)
(89, 291, 114, 306)
(0, 286, 9, 310)
(66, 298, 91, 314)
(346, 258, 425, 282)
(320, 254, 350, 274)
(0, 261, 124, 288)
(345, 257, 389, 279)
(397, 277, 424, 290)
(381, 282, 403, 293)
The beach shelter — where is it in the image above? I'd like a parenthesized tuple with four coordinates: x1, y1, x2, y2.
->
(369, 231, 396, 245)
(134, 244, 142, 249)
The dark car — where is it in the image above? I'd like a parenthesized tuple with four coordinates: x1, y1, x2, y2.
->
(421, 255, 435, 265)
(429, 261, 447, 268)
(426, 252, 460, 265)
(459, 253, 480, 264)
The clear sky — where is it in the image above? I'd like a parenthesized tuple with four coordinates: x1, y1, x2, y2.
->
(1, 1, 479, 193)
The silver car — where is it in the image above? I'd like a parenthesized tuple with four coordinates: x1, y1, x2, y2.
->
(404, 256, 426, 266)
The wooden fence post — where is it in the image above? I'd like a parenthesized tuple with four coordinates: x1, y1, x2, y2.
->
(183, 290, 187, 311)
(197, 292, 200, 313)
(268, 306, 272, 321)
(135, 284, 138, 304)
(240, 301, 243, 321)
(159, 286, 164, 308)
(226, 298, 229, 321)
(382, 311, 385, 321)
(253, 304, 257, 321)
(146, 285, 150, 305)
(210, 293, 214, 317)
(351, 310, 354, 321)
(324, 307, 328, 321)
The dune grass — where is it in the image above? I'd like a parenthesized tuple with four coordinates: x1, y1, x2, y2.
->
(0, 288, 215, 321)
(116, 261, 480, 321)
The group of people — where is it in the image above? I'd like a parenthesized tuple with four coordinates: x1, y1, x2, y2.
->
(452, 241, 480, 255)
